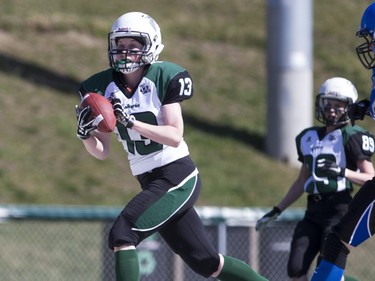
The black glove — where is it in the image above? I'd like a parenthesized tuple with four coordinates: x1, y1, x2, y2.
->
(348, 99, 370, 125)
(75, 105, 97, 140)
(110, 97, 135, 128)
(255, 206, 281, 231)
(316, 158, 345, 177)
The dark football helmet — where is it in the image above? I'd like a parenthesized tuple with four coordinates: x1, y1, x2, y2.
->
(356, 2, 375, 69)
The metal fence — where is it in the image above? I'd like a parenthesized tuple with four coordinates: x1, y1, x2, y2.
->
(0, 205, 373, 281)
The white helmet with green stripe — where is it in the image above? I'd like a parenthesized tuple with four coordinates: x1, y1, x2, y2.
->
(108, 12, 164, 74)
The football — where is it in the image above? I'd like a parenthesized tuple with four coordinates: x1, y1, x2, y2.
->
(80, 92, 116, 133)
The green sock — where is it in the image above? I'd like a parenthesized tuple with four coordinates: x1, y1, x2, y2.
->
(217, 255, 269, 281)
(115, 249, 140, 281)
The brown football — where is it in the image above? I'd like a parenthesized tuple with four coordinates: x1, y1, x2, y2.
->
(80, 93, 116, 133)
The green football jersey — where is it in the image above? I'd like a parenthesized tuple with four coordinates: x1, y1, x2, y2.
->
(296, 125, 375, 194)
(80, 61, 194, 175)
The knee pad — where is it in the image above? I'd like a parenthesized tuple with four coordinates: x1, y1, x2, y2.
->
(321, 232, 350, 269)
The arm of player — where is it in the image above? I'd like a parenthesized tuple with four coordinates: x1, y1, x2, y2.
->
(256, 164, 308, 231)
(275, 164, 309, 211)
(345, 159, 375, 186)
(81, 131, 112, 160)
(131, 103, 184, 148)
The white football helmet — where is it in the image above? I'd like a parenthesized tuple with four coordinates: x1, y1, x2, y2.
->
(315, 77, 358, 126)
(108, 12, 164, 74)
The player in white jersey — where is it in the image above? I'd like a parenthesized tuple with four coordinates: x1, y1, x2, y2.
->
(310, 3, 375, 280)
(256, 77, 375, 281)
(75, 11, 268, 281)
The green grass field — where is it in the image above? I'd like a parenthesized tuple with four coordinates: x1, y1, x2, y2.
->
(0, 0, 374, 208)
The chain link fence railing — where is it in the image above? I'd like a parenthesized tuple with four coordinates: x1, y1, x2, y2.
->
(0, 205, 373, 281)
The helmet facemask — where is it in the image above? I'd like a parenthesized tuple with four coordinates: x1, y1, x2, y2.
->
(356, 2, 375, 69)
(315, 77, 358, 126)
(315, 96, 351, 126)
(108, 12, 164, 74)
(356, 30, 375, 69)
(108, 33, 152, 74)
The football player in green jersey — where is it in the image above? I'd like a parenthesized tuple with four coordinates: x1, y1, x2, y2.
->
(256, 77, 375, 281)
(75, 11, 268, 281)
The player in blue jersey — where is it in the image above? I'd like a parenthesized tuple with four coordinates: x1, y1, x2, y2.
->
(310, 3, 375, 281)
(75, 11, 268, 281)
(256, 77, 375, 281)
